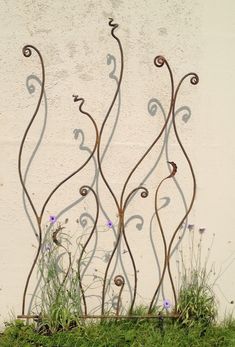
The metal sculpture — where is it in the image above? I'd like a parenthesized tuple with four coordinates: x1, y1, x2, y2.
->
(17, 18, 198, 321)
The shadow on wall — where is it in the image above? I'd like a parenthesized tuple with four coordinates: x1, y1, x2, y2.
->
(19, 34, 196, 319)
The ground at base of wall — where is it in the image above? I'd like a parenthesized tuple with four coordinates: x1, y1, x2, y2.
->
(0, 318, 235, 347)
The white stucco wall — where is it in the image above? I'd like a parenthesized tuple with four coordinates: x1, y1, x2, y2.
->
(0, 0, 235, 326)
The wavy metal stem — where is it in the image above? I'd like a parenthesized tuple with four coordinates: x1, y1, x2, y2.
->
(19, 45, 44, 223)
(19, 45, 45, 315)
(77, 186, 99, 316)
(166, 73, 198, 310)
(148, 162, 177, 313)
(97, 18, 123, 211)
(101, 216, 123, 315)
(123, 187, 148, 313)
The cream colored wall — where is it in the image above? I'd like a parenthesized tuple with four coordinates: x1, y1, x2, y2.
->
(0, 0, 235, 326)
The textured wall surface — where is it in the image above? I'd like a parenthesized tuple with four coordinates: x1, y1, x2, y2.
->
(0, 0, 235, 326)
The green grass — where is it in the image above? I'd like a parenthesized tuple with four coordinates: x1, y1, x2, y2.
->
(1, 318, 235, 347)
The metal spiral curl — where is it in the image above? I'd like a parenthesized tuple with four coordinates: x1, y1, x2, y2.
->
(190, 74, 199, 85)
(154, 55, 166, 67)
(22, 45, 32, 57)
(123, 186, 149, 211)
(109, 17, 119, 32)
(114, 275, 125, 287)
(79, 186, 89, 197)
(114, 275, 125, 316)
(141, 190, 148, 198)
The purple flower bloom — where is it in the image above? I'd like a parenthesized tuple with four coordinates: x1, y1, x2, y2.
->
(163, 299, 171, 310)
(43, 243, 52, 253)
(49, 215, 57, 224)
(199, 227, 206, 234)
(187, 224, 194, 231)
(106, 220, 113, 228)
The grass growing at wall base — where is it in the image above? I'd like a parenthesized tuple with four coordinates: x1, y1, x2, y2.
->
(1, 318, 235, 347)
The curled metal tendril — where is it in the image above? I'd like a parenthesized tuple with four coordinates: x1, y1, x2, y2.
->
(140, 190, 148, 198)
(154, 55, 166, 67)
(124, 187, 149, 211)
(72, 95, 87, 113)
(167, 161, 177, 178)
(190, 74, 199, 85)
(114, 275, 125, 287)
(73, 94, 81, 102)
(109, 17, 119, 32)
(22, 45, 32, 58)
(79, 186, 89, 197)
(114, 275, 125, 316)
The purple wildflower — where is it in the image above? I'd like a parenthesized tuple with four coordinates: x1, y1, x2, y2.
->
(199, 227, 206, 234)
(49, 215, 57, 224)
(106, 220, 113, 228)
(44, 243, 51, 253)
(163, 299, 171, 310)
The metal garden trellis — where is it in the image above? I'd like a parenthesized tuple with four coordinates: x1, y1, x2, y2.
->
(17, 18, 199, 321)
